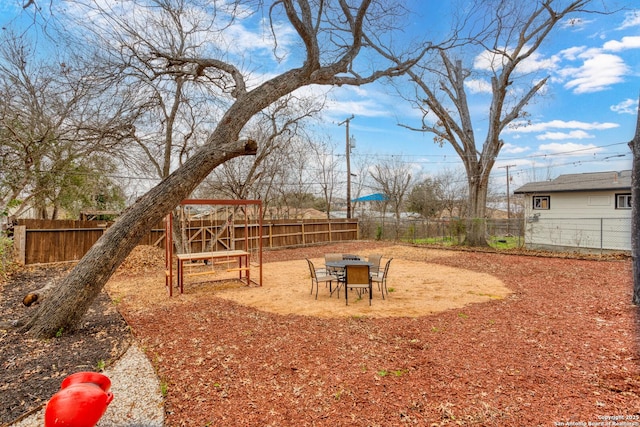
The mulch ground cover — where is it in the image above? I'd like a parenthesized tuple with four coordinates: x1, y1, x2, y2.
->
(1, 241, 639, 426)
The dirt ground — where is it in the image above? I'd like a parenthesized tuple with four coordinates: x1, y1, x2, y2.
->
(2, 241, 639, 426)
(0, 265, 131, 425)
(107, 244, 511, 319)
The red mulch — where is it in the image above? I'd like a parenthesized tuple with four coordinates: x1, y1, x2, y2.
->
(115, 243, 640, 426)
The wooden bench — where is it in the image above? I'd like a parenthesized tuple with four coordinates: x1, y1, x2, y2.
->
(176, 250, 250, 294)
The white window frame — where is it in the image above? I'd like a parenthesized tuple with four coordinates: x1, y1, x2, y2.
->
(616, 193, 631, 209)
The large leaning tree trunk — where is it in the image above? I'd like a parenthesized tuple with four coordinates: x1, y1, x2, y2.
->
(21, 0, 428, 338)
(629, 95, 640, 306)
(22, 126, 258, 338)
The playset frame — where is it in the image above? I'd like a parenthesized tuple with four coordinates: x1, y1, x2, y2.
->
(164, 199, 263, 296)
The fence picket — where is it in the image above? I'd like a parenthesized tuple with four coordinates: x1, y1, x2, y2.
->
(14, 218, 359, 265)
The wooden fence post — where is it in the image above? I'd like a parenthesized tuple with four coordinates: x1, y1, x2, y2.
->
(13, 225, 26, 265)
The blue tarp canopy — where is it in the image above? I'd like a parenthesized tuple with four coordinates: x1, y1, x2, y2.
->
(352, 193, 387, 202)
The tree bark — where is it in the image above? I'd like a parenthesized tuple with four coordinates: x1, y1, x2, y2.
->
(465, 168, 490, 247)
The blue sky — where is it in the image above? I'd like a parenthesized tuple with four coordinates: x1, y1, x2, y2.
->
(2, 0, 639, 194)
(316, 1, 640, 191)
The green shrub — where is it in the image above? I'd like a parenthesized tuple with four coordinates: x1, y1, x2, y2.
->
(375, 225, 383, 241)
(0, 233, 15, 280)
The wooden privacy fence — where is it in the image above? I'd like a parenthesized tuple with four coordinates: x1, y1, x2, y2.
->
(13, 218, 359, 265)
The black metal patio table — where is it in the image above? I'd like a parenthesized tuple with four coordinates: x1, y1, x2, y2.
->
(325, 259, 374, 297)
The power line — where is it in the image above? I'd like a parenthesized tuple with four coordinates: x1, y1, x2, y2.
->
(336, 141, 630, 164)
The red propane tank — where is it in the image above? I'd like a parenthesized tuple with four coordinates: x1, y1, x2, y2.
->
(44, 372, 114, 427)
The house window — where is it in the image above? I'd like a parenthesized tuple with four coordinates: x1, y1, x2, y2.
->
(533, 195, 550, 210)
(616, 193, 631, 209)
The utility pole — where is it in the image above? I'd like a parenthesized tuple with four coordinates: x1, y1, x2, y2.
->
(338, 115, 354, 219)
(499, 164, 516, 235)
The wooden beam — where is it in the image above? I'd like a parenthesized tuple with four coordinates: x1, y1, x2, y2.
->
(13, 225, 26, 265)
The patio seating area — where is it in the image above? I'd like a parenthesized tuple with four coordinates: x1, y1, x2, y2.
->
(149, 244, 510, 318)
(306, 253, 393, 304)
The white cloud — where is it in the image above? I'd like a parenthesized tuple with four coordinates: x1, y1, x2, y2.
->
(505, 119, 619, 133)
(473, 49, 502, 71)
(221, 19, 293, 57)
(561, 52, 628, 93)
(558, 46, 587, 61)
(473, 46, 559, 74)
(536, 130, 594, 140)
(602, 36, 640, 52)
(325, 98, 389, 118)
(222, 15, 301, 62)
(501, 142, 529, 154)
(465, 79, 492, 94)
(321, 86, 397, 121)
(537, 142, 603, 156)
(348, 86, 373, 97)
(610, 98, 638, 115)
(554, 32, 638, 94)
(618, 10, 640, 30)
(517, 51, 560, 74)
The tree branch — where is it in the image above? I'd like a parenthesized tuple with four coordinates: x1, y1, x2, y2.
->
(150, 52, 247, 98)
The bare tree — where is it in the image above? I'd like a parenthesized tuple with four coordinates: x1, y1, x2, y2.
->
(88, 0, 235, 181)
(348, 151, 375, 217)
(369, 156, 413, 240)
(19, 0, 430, 337)
(199, 94, 323, 203)
(397, 0, 596, 245)
(276, 138, 317, 217)
(66, 0, 242, 252)
(434, 168, 468, 218)
(523, 159, 556, 184)
(309, 137, 341, 218)
(0, 31, 133, 220)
